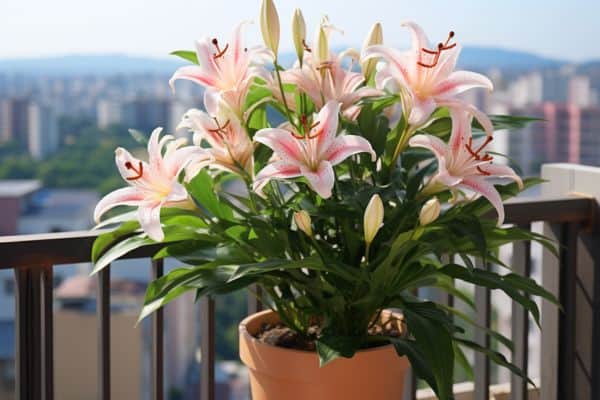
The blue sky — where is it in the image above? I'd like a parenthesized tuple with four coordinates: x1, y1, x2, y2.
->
(1, 0, 598, 61)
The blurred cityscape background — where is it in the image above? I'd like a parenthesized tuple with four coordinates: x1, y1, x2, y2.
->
(1, 1, 600, 398)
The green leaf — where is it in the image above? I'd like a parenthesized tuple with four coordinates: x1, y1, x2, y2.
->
(440, 263, 549, 327)
(186, 170, 235, 221)
(316, 335, 357, 367)
(228, 255, 325, 282)
(93, 210, 138, 230)
(93, 233, 152, 274)
(170, 50, 199, 64)
(455, 338, 535, 386)
(390, 337, 438, 393)
(403, 302, 454, 400)
(92, 220, 140, 263)
(93, 223, 206, 274)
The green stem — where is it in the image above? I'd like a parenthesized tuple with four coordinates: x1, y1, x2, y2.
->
(390, 126, 414, 167)
(273, 60, 297, 129)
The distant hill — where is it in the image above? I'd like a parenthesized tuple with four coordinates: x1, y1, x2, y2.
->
(456, 46, 566, 71)
(0, 47, 589, 76)
(0, 54, 184, 76)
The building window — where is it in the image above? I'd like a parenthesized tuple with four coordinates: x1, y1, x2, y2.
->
(3, 279, 14, 295)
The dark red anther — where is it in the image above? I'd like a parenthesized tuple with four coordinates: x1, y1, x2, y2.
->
(477, 166, 491, 176)
(212, 38, 229, 59)
(465, 136, 494, 161)
(306, 121, 321, 139)
(417, 30, 457, 68)
(208, 119, 231, 137)
(124, 161, 144, 181)
(302, 39, 312, 52)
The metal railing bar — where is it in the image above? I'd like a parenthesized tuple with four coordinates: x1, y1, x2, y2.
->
(247, 284, 263, 316)
(14, 267, 43, 400)
(200, 296, 215, 400)
(41, 266, 54, 400)
(591, 229, 600, 400)
(474, 258, 491, 400)
(97, 267, 111, 400)
(557, 222, 579, 400)
(510, 224, 532, 400)
(0, 196, 593, 269)
(151, 259, 164, 400)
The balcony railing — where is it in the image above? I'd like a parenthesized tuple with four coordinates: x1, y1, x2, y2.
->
(1, 163, 599, 400)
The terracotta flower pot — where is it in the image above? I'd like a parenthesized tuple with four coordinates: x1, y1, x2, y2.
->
(239, 309, 410, 400)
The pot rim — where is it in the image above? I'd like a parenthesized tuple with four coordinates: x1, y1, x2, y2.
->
(239, 309, 399, 356)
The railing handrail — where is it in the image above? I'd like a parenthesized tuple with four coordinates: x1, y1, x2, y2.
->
(0, 195, 595, 269)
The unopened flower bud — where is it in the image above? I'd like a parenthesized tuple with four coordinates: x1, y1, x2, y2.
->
(419, 197, 441, 226)
(294, 210, 312, 237)
(361, 22, 383, 79)
(260, 0, 280, 57)
(363, 194, 384, 244)
(292, 8, 306, 63)
(315, 21, 329, 66)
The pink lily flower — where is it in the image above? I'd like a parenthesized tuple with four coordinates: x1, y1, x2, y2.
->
(409, 110, 522, 224)
(282, 20, 380, 120)
(363, 21, 493, 132)
(94, 128, 211, 241)
(253, 100, 376, 198)
(177, 106, 254, 176)
(169, 21, 272, 117)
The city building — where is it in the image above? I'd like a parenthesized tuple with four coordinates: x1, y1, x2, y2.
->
(507, 103, 600, 176)
(27, 102, 59, 160)
(0, 98, 30, 145)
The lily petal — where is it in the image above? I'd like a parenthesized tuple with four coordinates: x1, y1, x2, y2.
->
(434, 70, 494, 98)
(408, 96, 436, 127)
(460, 177, 505, 225)
(362, 45, 410, 86)
(438, 99, 494, 137)
(253, 161, 302, 194)
(169, 65, 217, 91)
(300, 161, 335, 199)
(324, 135, 376, 165)
(481, 163, 524, 189)
(313, 100, 341, 156)
(94, 187, 144, 223)
(409, 134, 448, 159)
(448, 108, 471, 155)
(401, 21, 430, 54)
(254, 128, 305, 165)
(138, 201, 164, 242)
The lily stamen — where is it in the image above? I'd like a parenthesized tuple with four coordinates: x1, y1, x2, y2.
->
(417, 31, 456, 68)
(306, 121, 321, 139)
(302, 39, 312, 52)
(477, 166, 491, 176)
(465, 136, 493, 161)
(316, 61, 334, 71)
(212, 38, 229, 59)
(124, 161, 144, 181)
(208, 119, 231, 137)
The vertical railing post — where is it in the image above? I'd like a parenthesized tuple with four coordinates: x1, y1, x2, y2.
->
(97, 267, 111, 400)
(474, 259, 491, 400)
(151, 259, 164, 400)
(41, 266, 54, 400)
(14, 267, 43, 400)
(247, 284, 262, 316)
(200, 296, 215, 400)
(511, 227, 531, 400)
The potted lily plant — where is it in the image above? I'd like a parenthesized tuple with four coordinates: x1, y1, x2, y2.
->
(92, 1, 557, 399)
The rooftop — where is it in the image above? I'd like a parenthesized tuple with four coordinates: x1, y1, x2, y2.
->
(0, 180, 41, 198)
